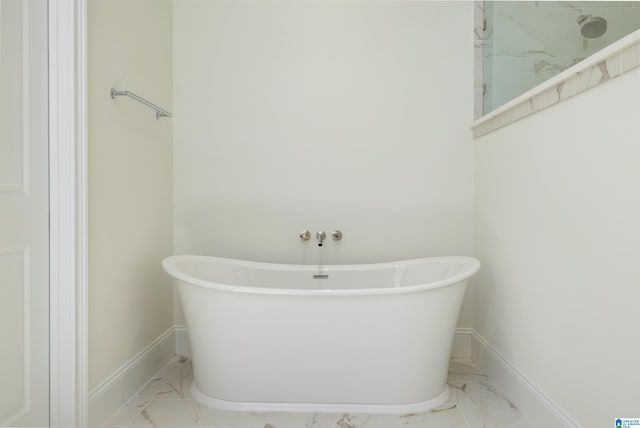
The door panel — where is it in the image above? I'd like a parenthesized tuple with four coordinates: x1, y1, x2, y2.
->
(0, 0, 49, 425)
(0, 249, 27, 421)
(0, 0, 26, 193)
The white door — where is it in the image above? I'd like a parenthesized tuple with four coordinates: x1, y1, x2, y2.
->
(0, 0, 49, 425)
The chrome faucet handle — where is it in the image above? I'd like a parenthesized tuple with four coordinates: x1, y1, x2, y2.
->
(299, 230, 311, 241)
(331, 230, 343, 241)
(316, 231, 326, 247)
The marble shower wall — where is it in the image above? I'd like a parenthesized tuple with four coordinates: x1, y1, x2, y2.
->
(482, 1, 640, 113)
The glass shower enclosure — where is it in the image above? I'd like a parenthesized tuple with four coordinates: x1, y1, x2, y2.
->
(482, 1, 640, 114)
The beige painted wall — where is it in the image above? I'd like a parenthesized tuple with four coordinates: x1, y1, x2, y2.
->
(88, 0, 173, 391)
(474, 67, 640, 427)
(172, 0, 475, 324)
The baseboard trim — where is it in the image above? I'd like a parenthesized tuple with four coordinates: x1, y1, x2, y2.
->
(454, 328, 582, 428)
(452, 327, 473, 358)
(88, 326, 176, 427)
(174, 324, 190, 356)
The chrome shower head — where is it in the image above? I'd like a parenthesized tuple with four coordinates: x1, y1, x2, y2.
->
(577, 14, 607, 39)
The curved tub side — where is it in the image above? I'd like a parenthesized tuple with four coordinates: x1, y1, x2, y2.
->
(176, 274, 469, 413)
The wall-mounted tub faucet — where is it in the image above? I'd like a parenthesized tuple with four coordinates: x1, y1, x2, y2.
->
(300, 229, 341, 245)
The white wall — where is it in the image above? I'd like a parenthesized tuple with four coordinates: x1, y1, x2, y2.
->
(173, 0, 475, 322)
(88, 0, 173, 394)
(474, 67, 640, 427)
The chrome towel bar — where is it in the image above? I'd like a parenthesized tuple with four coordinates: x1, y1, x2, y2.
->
(110, 88, 172, 119)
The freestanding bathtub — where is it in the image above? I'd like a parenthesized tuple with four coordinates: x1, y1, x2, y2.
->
(162, 255, 480, 414)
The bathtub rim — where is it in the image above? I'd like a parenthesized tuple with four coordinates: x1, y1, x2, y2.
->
(163, 255, 480, 297)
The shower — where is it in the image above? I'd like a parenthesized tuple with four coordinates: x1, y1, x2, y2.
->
(481, 1, 640, 115)
(577, 14, 608, 38)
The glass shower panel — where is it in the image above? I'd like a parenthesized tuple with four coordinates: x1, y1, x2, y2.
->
(483, 1, 640, 114)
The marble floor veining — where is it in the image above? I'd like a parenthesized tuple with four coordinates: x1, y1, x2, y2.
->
(102, 356, 529, 428)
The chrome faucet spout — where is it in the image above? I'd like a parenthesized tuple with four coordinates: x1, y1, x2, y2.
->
(316, 231, 326, 247)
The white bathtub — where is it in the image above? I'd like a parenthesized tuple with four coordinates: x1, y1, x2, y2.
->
(162, 255, 480, 414)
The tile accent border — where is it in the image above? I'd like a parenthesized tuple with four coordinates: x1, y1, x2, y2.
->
(472, 29, 640, 139)
(88, 326, 177, 428)
(456, 328, 583, 428)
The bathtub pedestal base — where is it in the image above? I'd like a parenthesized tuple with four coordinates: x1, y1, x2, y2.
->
(191, 382, 452, 415)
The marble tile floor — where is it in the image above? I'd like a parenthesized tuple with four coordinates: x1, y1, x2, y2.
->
(102, 356, 529, 428)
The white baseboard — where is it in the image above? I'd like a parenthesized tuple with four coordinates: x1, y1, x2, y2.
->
(454, 328, 582, 428)
(452, 327, 473, 358)
(88, 327, 177, 428)
(174, 324, 191, 356)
